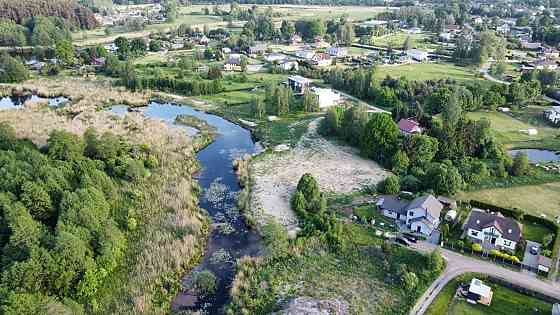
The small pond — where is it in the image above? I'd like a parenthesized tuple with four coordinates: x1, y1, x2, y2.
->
(107, 101, 263, 314)
(0, 94, 70, 110)
(508, 149, 560, 163)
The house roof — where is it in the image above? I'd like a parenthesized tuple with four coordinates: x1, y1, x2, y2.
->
(379, 195, 410, 215)
(469, 278, 492, 298)
(464, 210, 522, 242)
(288, 75, 312, 84)
(398, 118, 421, 133)
(406, 195, 443, 220)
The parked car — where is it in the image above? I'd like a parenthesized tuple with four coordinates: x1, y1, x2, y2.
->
(401, 233, 418, 243)
(395, 236, 411, 247)
(529, 245, 539, 255)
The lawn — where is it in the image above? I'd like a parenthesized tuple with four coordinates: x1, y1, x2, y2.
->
(523, 220, 555, 244)
(375, 63, 477, 82)
(426, 274, 552, 315)
(456, 182, 560, 218)
(372, 31, 440, 51)
(465, 111, 560, 150)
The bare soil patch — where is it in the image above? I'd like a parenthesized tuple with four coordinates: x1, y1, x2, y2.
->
(250, 118, 390, 230)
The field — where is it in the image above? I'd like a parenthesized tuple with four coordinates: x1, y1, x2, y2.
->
(465, 110, 560, 150)
(375, 63, 477, 82)
(455, 182, 560, 218)
(372, 31, 441, 51)
(523, 220, 555, 243)
(250, 4, 394, 21)
(426, 275, 552, 315)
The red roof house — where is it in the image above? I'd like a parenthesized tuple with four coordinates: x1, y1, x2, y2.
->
(398, 118, 422, 135)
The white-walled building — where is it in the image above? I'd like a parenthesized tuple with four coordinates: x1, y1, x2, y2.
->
(378, 195, 443, 236)
(464, 209, 522, 251)
(327, 46, 348, 58)
(311, 87, 341, 109)
(544, 106, 560, 124)
(407, 49, 429, 62)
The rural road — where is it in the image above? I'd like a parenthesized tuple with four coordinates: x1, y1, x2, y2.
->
(409, 242, 560, 315)
(480, 62, 511, 85)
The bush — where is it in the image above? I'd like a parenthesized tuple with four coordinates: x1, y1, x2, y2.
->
(472, 243, 482, 252)
(192, 270, 217, 296)
(378, 175, 400, 194)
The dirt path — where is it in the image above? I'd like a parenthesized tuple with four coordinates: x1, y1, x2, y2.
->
(250, 118, 390, 232)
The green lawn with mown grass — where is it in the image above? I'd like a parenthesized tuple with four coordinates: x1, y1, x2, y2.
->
(523, 220, 556, 244)
(371, 31, 441, 51)
(465, 110, 560, 150)
(426, 274, 552, 315)
(375, 63, 477, 82)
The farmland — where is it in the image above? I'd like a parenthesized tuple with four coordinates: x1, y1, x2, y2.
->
(375, 62, 478, 82)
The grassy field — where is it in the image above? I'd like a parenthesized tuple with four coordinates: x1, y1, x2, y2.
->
(376, 63, 477, 82)
(523, 220, 555, 243)
(372, 31, 440, 51)
(426, 274, 552, 315)
(456, 182, 560, 218)
(465, 110, 560, 150)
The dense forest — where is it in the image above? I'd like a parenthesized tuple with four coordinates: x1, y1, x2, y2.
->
(0, 123, 160, 313)
(0, 0, 98, 30)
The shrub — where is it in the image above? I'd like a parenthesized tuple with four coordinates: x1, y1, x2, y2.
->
(378, 175, 400, 194)
(192, 270, 217, 296)
(472, 243, 482, 252)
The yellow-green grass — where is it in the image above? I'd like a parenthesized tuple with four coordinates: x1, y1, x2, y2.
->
(376, 63, 477, 82)
(372, 31, 440, 50)
(426, 274, 552, 315)
(249, 4, 394, 21)
(455, 182, 560, 218)
(465, 111, 560, 150)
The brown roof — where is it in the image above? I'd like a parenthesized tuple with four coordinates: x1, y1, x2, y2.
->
(464, 210, 522, 242)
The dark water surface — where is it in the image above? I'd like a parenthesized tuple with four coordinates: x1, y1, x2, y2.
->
(508, 149, 560, 163)
(0, 94, 69, 110)
(109, 101, 262, 314)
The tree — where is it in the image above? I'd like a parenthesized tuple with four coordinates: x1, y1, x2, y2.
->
(402, 271, 418, 292)
(0, 19, 28, 47)
(280, 20, 295, 40)
(361, 113, 399, 166)
(291, 191, 307, 216)
(337, 22, 355, 46)
(164, 0, 178, 23)
(55, 40, 76, 65)
(114, 36, 129, 60)
(427, 249, 445, 272)
(192, 270, 217, 296)
(296, 173, 320, 205)
(47, 130, 85, 162)
(391, 150, 409, 174)
(303, 89, 319, 112)
(403, 35, 413, 50)
(378, 175, 400, 194)
(424, 161, 463, 195)
(511, 151, 529, 176)
(543, 233, 555, 249)
(251, 96, 265, 119)
(0, 54, 29, 83)
(149, 40, 162, 52)
(321, 106, 343, 136)
(129, 38, 147, 56)
(404, 135, 439, 167)
(20, 182, 53, 222)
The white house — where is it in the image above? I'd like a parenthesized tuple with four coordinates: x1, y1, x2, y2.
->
(327, 46, 348, 58)
(264, 53, 288, 63)
(544, 106, 560, 124)
(378, 195, 443, 236)
(467, 278, 493, 306)
(287, 75, 312, 94)
(296, 50, 316, 60)
(407, 49, 429, 62)
(311, 53, 332, 67)
(464, 209, 522, 251)
(279, 60, 299, 71)
(223, 54, 242, 72)
(439, 32, 452, 41)
(408, 27, 422, 34)
(311, 87, 341, 109)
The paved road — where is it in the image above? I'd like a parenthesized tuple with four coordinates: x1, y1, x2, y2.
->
(409, 242, 560, 315)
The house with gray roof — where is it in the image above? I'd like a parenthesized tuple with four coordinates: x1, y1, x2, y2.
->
(377, 194, 443, 235)
(463, 209, 522, 251)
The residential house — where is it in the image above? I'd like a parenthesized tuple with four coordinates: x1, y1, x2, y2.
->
(222, 47, 232, 54)
(534, 59, 558, 70)
(378, 195, 443, 235)
(279, 60, 299, 71)
(407, 49, 429, 62)
(311, 53, 332, 67)
(92, 57, 106, 67)
(463, 209, 522, 251)
(198, 35, 209, 45)
(473, 16, 483, 24)
(544, 106, 560, 125)
(327, 46, 348, 58)
(521, 41, 542, 50)
(287, 75, 312, 94)
(310, 87, 341, 109)
(223, 54, 242, 72)
(496, 23, 510, 34)
(439, 32, 452, 41)
(264, 53, 288, 63)
(467, 278, 493, 306)
(290, 34, 303, 45)
(248, 43, 267, 56)
(296, 50, 316, 60)
(398, 118, 422, 135)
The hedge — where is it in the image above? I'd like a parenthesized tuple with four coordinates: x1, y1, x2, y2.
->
(469, 200, 525, 221)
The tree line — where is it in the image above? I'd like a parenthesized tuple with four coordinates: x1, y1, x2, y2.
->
(0, 16, 72, 47)
(0, 0, 97, 31)
(0, 123, 157, 313)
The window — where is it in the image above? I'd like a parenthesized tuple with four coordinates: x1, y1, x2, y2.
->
(470, 230, 479, 237)
(409, 211, 414, 216)
(503, 240, 511, 246)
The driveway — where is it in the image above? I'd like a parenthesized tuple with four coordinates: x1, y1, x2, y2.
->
(409, 242, 560, 315)
(522, 241, 541, 270)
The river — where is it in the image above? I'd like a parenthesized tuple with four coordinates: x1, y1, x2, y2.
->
(109, 101, 263, 314)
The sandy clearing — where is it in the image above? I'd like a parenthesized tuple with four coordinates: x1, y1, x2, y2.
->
(251, 118, 390, 230)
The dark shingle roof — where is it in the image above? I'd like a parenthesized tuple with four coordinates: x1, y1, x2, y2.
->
(379, 195, 410, 215)
(464, 210, 522, 242)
